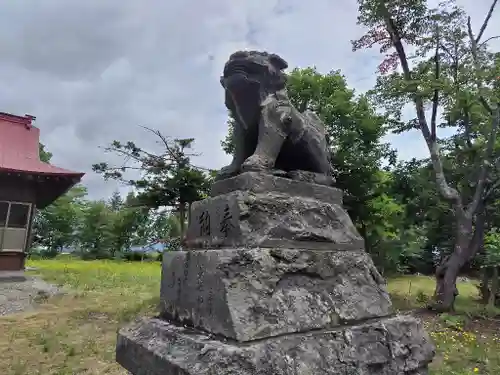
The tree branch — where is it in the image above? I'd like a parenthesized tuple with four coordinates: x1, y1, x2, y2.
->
(439, 43, 454, 61)
(484, 178, 500, 202)
(467, 16, 494, 115)
(463, 108, 473, 149)
(141, 126, 184, 165)
(467, 206, 486, 262)
(466, 105, 500, 217)
(479, 35, 500, 48)
(379, 1, 461, 204)
(98, 142, 211, 176)
(475, 0, 498, 44)
(431, 29, 440, 141)
(100, 166, 145, 172)
(101, 146, 157, 165)
(100, 144, 165, 163)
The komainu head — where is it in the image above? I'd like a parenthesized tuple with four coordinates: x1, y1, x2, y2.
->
(221, 50, 288, 92)
(220, 50, 289, 129)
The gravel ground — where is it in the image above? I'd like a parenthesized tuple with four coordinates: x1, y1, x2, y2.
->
(0, 277, 62, 316)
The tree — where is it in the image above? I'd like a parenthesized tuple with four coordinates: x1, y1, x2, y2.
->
(108, 206, 150, 257)
(147, 210, 182, 243)
(93, 127, 211, 237)
(108, 190, 123, 211)
(33, 142, 85, 256)
(32, 185, 87, 256)
(221, 113, 236, 155)
(120, 192, 154, 246)
(354, 0, 500, 310)
(389, 159, 453, 273)
(478, 228, 500, 306)
(77, 200, 115, 259)
(359, 169, 426, 274)
(39, 143, 52, 163)
(148, 210, 184, 254)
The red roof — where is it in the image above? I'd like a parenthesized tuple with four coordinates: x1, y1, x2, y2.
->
(0, 112, 84, 177)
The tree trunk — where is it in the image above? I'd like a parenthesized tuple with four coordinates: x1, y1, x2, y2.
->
(480, 268, 491, 304)
(433, 242, 466, 311)
(432, 204, 487, 311)
(432, 215, 472, 311)
(489, 266, 499, 308)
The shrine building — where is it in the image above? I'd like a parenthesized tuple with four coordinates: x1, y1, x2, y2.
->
(0, 112, 84, 271)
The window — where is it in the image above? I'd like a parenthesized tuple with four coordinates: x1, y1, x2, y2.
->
(0, 201, 31, 229)
(0, 202, 8, 227)
(7, 203, 30, 229)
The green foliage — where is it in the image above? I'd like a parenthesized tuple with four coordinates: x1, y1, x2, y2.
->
(108, 207, 149, 257)
(354, 0, 498, 179)
(77, 201, 115, 260)
(221, 113, 236, 155)
(482, 229, 500, 268)
(33, 185, 88, 253)
(288, 69, 399, 245)
(28, 247, 60, 260)
(477, 228, 500, 306)
(34, 187, 184, 262)
(121, 251, 155, 262)
(35, 138, 185, 262)
(389, 159, 452, 271)
(438, 313, 466, 331)
(39, 143, 53, 163)
(108, 190, 123, 211)
(93, 134, 210, 209)
(93, 128, 211, 236)
(285, 69, 398, 201)
(365, 201, 426, 274)
(74, 192, 171, 260)
(415, 290, 429, 304)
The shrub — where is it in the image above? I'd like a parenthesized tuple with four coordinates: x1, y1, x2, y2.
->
(415, 290, 429, 304)
(121, 251, 154, 262)
(28, 247, 59, 259)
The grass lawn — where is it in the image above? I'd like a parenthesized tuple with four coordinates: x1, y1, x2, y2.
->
(0, 258, 498, 375)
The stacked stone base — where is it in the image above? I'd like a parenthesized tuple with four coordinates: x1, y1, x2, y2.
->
(117, 314, 433, 375)
(158, 249, 393, 341)
(116, 172, 434, 374)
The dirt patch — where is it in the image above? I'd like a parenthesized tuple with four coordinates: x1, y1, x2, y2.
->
(465, 316, 500, 335)
(0, 277, 63, 316)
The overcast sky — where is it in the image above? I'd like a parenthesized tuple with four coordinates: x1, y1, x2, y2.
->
(0, 0, 498, 200)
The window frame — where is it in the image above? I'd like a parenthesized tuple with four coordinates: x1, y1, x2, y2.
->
(0, 200, 32, 230)
(0, 201, 9, 227)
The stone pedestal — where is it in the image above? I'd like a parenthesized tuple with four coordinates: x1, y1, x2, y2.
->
(116, 172, 434, 374)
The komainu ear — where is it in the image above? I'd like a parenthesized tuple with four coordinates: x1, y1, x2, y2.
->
(220, 76, 225, 88)
(269, 54, 288, 70)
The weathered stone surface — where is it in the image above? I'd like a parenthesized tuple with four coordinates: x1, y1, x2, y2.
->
(185, 186, 362, 250)
(216, 50, 333, 181)
(286, 169, 335, 186)
(211, 171, 342, 204)
(160, 248, 392, 342)
(116, 314, 435, 375)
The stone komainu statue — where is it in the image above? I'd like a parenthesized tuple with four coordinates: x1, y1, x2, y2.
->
(217, 50, 333, 184)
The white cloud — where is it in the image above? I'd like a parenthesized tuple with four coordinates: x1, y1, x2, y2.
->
(0, 0, 497, 199)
